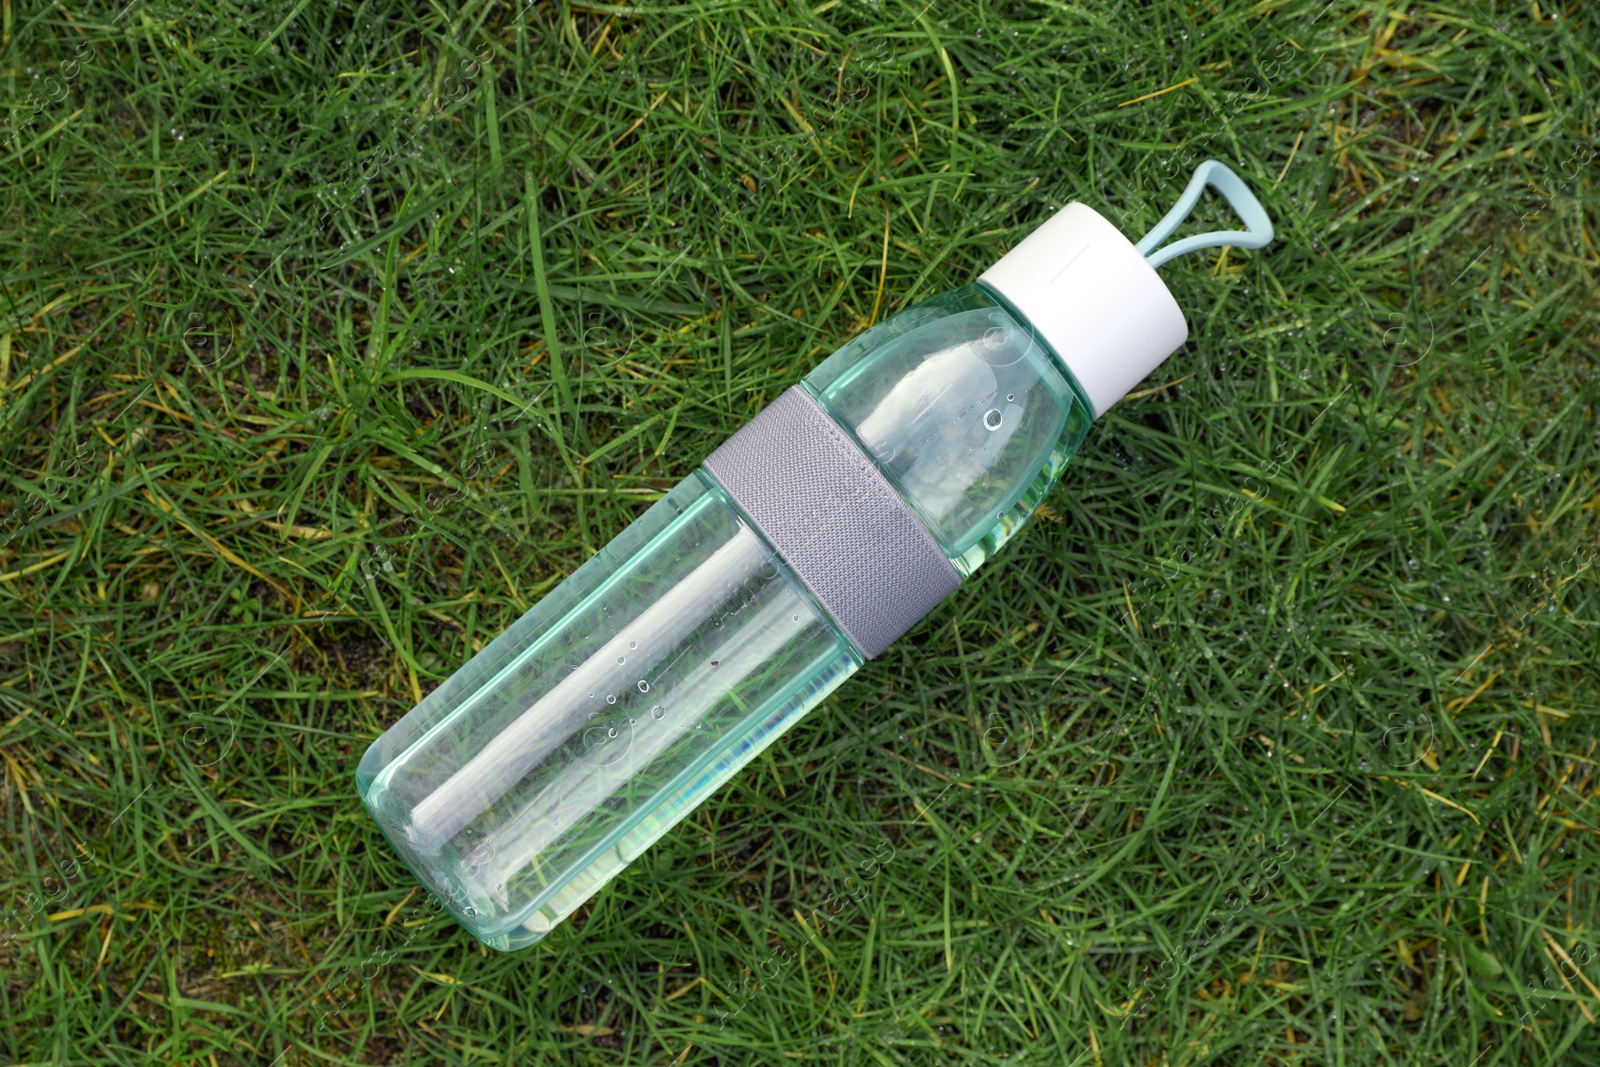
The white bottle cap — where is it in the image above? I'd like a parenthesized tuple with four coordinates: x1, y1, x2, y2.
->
(978, 202, 1188, 419)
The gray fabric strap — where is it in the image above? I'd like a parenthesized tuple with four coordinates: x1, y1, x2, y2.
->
(704, 386, 960, 659)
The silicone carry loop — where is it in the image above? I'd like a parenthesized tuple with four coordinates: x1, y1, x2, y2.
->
(1136, 160, 1275, 269)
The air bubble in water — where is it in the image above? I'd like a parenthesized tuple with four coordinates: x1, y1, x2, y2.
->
(984, 409, 1003, 431)
(606, 694, 617, 704)
(651, 705, 665, 720)
(638, 680, 650, 693)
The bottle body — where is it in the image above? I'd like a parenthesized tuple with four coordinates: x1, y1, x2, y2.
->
(357, 283, 1092, 949)
(357, 470, 861, 950)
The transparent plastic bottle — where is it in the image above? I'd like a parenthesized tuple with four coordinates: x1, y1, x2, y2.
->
(357, 163, 1273, 950)
(357, 285, 1088, 950)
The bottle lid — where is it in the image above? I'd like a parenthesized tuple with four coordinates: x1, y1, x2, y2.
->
(978, 202, 1187, 419)
(980, 162, 1274, 419)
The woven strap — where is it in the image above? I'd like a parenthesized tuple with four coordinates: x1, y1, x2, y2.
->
(704, 386, 959, 659)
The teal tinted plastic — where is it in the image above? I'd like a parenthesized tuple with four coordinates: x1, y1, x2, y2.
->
(357, 470, 859, 950)
(802, 283, 1094, 574)
(360, 284, 1103, 951)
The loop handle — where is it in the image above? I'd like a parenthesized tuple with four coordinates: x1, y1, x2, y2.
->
(1136, 160, 1274, 269)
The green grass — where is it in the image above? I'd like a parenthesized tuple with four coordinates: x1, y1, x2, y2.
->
(2, 0, 1598, 1063)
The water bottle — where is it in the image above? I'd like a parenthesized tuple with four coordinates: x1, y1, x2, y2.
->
(357, 161, 1274, 950)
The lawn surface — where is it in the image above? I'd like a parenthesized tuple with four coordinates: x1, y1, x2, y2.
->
(2, 0, 1599, 1064)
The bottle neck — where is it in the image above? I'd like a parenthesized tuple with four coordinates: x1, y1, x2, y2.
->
(975, 280, 1099, 426)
